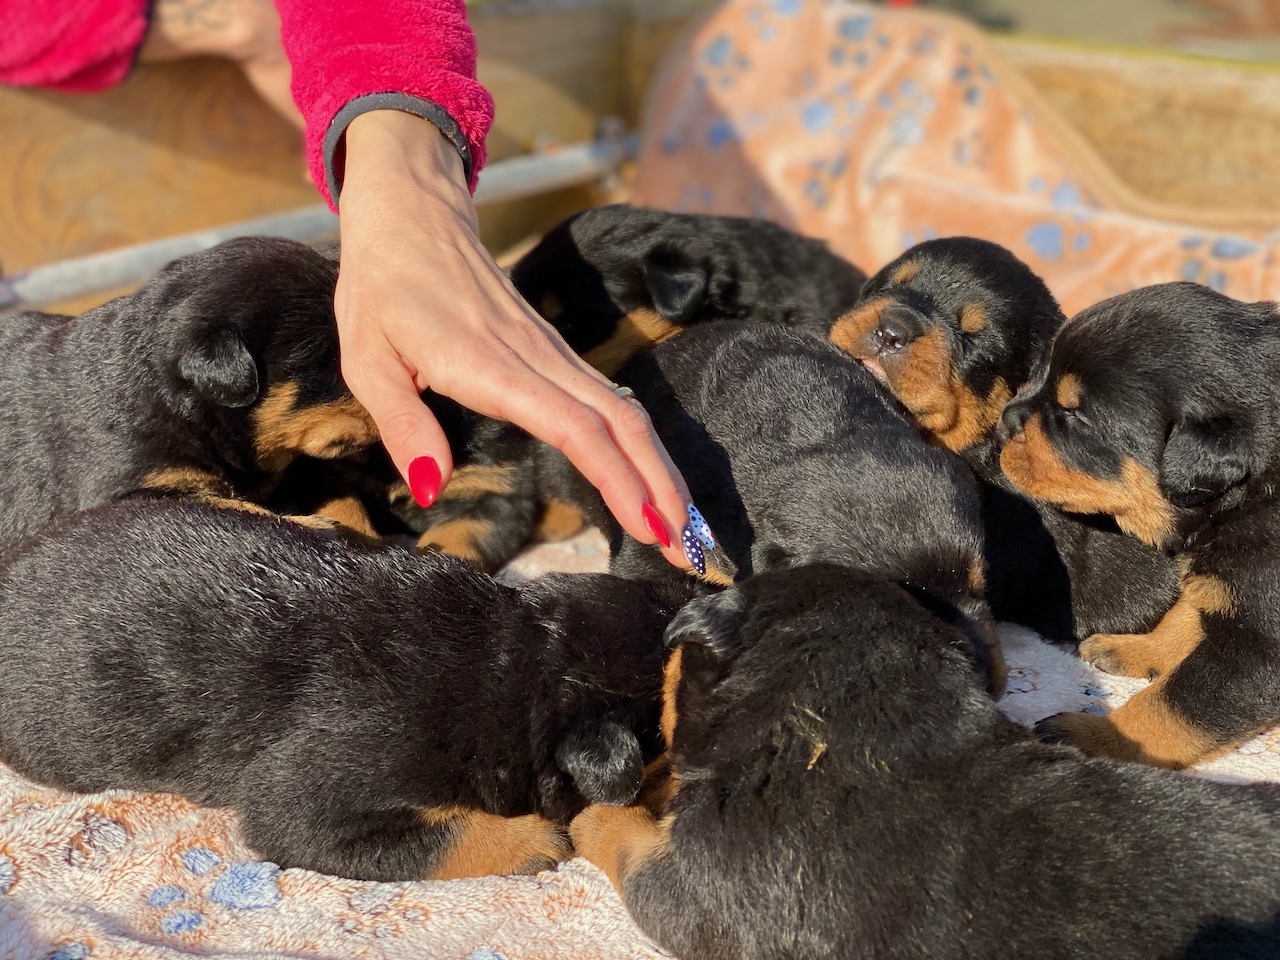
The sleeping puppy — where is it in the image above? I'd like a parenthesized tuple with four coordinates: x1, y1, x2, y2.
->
(0, 498, 692, 882)
(1001, 281, 1280, 768)
(0, 235, 377, 549)
(556, 321, 1003, 693)
(572, 566, 1280, 960)
(829, 237, 1180, 644)
(509, 203, 867, 376)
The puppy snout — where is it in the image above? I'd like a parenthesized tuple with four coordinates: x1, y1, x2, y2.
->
(874, 305, 921, 355)
(1000, 402, 1031, 443)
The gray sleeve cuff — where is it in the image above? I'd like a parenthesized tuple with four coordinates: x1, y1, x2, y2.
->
(323, 92, 474, 205)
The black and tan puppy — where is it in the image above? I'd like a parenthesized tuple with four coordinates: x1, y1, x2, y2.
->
(573, 566, 1280, 960)
(830, 237, 1179, 644)
(510, 204, 867, 376)
(1001, 281, 1280, 768)
(0, 235, 377, 549)
(0, 498, 692, 882)
(562, 321, 1002, 690)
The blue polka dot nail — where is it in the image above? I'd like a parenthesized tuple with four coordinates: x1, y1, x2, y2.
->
(687, 504, 716, 549)
(681, 523, 706, 576)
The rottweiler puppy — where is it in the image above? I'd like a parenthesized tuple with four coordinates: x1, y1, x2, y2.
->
(1001, 281, 1280, 768)
(829, 237, 1180, 644)
(509, 203, 867, 376)
(0, 498, 692, 882)
(572, 566, 1280, 960)
(558, 321, 1002, 691)
(0, 235, 377, 549)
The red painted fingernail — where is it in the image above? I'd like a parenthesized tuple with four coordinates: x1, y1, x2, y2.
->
(408, 456, 441, 508)
(642, 503, 671, 548)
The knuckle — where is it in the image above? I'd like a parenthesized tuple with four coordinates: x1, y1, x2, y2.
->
(610, 398, 654, 438)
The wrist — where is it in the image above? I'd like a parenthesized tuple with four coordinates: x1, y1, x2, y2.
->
(343, 110, 469, 198)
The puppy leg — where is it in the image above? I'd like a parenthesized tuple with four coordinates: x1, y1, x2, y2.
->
(421, 809, 571, 880)
(241, 805, 567, 882)
(311, 493, 381, 540)
(1034, 673, 1225, 769)
(1079, 575, 1232, 679)
(569, 804, 672, 895)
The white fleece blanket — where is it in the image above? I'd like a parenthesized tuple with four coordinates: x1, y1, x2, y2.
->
(1, 529, 1276, 960)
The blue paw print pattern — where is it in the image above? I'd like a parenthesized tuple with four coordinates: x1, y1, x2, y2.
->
(148, 884, 186, 907)
(468, 950, 510, 960)
(1026, 222, 1065, 261)
(181, 847, 222, 876)
(45, 944, 90, 960)
(210, 861, 282, 910)
(161, 910, 204, 935)
(0, 853, 14, 894)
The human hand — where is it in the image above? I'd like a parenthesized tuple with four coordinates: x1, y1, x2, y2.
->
(334, 110, 698, 570)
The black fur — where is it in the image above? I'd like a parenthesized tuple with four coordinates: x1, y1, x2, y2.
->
(596, 565, 1280, 960)
(841, 237, 1179, 644)
(0, 498, 692, 881)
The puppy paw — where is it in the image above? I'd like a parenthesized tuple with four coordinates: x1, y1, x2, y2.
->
(1034, 710, 1120, 755)
(1079, 632, 1159, 679)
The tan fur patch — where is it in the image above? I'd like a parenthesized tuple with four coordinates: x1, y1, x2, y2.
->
(1056, 373, 1082, 410)
(419, 809, 570, 880)
(958, 301, 988, 334)
(1080, 574, 1233, 679)
(1000, 413, 1176, 547)
(568, 804, 672, 894)
(253, 383, 379, 472)
(313, 495, 380, 539)
(417, 518, 493, 567)
(1038, 676, 1224, 769)
(968, 554, 988, 593)
(436, 464, 517, 502)
(140, 466, 234, 498)
(540, 291, 565, 322)
(660, 647, 683, 749)
(582, 308, 682, 377)
(891, 260, 921, 285)
(828, 297, 893, 359)
(534, 499, 586, 542)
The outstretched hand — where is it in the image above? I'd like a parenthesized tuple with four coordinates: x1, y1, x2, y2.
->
(335, 110, 694, 569)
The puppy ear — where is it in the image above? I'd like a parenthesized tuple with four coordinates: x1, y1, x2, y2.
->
(179, 327, 261, 408)
(555, 716, 644, 806)
(643, 244, 708, 323)
(1159, 410, 1254, 508)
(662, 588, 747, 656)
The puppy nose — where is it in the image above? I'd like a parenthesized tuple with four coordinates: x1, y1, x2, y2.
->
(1000, 402, 1030, 442)
(874, 305, 920, 354)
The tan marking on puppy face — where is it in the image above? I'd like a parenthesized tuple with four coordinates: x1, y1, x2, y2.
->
(1037, 676, 1224, 769)
(540, 291, 565, 323)
(568, 804, 672, 894)
(1079, 574, 1231, 679)
(660, 646, 683, 749)
(419, 809, 570, 880)
(141, 466, 234, 499)
(958, 301, 988, 334)
(890, 331, 1012, 453)
(534, 499, 586, 542)
(582, 308, 682, 377)
(828, 297, 893, 359)
(253, 383, 379, 472)
(1000, 413, 1176, 547)
(417, 518, 494, 568)
(1056, 373, 1082, 410)
(891, 260, 921, 285)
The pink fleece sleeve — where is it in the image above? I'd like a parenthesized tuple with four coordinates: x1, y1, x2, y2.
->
(275, 0, 494, 208)
(0, 0, 149, 91)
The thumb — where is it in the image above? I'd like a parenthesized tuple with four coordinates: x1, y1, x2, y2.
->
(342, 351, 455, 507)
